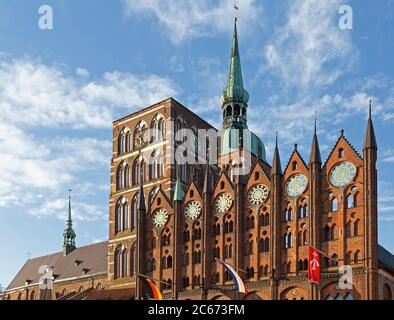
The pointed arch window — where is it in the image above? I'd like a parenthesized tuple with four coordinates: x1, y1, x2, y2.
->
(284, 228, 293, 249)
(354, 219, 360, 237)
(224, 243, 233, 259)
(132, 157, 146, 185)
(284, 207, 293, 222)
(224, 220, 234, 234)
(114, 245, 128, 279)
(347, 194, 356, 208)
(118, 133, 124, 155)
(324, 224, 336, 241)
(213, 222, 221, 236)
(354, 250, 360, 264)
(122, 248, 128, 277)
(259, 237, 269, 252)
(300, 202, 309, 218)
(115, 197, 129, 233)
(330, 197, 338, 212)
(116, 162, 130, 190)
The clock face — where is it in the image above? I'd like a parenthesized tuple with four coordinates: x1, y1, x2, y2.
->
(329, 162, 356, 187)
(152, 208, 169, 229)
(248, 184, 269, 205)
(184, 201, 202, 221)
(215, 193, 233, 213)
(285, 174, 308, 197)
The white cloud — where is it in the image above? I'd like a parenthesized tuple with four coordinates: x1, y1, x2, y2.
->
(76, 67, 90, 77)
(0, 54, 178, 212)
(29, 198, 106, 222)
(0, 56, 178, 129)
(122, 0, 263, 44)
(264, 0, 357, 89)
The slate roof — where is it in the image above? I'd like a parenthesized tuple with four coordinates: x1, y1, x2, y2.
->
(378, 245, 394, 273)
(6, 241, 108, 291)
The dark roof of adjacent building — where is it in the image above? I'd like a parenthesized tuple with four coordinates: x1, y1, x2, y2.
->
(6, 241, 108, 291)
(378, 245, 394, 273)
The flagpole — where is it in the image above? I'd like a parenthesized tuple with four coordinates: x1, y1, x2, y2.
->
(307, 244, 339, 263)
(214, 258, 249, 275)
(134, 273, 171, 286)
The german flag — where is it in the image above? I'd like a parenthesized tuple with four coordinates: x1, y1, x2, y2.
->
(145, 278, 163, 300)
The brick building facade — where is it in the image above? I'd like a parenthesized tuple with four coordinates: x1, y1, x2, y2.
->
(3, 19, 394, 300)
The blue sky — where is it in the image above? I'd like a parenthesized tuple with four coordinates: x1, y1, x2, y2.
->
(0, 0, 394, 288)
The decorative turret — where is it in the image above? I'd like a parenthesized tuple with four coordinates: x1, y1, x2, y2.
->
(271, 133, 282, 176)
(63, 190, 76, 256)
(363, 100, 378, 150)
(309, 118, 322, 165)
(173, 174, 184, 202)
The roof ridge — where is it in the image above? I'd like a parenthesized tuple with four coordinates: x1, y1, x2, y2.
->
(284, 147, 308, 173)
(322, 134, 362, 168)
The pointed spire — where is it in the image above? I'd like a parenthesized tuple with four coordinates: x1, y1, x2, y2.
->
(63, 189, 76, 256)
(221, 18, 249, 106)
(309, 116, 322, 165)
(67, 191, 72, 225)
(363, 99, 378, 150)
(173, 171, 184, 202)
(271, 132, 282, 175)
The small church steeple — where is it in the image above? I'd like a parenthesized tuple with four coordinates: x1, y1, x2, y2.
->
(221, 17, 249, 129)
(309, 116, 322, 165)
(363, 99, 378, 150)
(271, 132, 282, 176)
(63, 189, 76, 256)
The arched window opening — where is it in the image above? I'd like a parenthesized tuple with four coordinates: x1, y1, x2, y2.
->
(383, 283, 393, 300)
(284, 207, 293, 222)
(292, 161, 298, 170)
(347, 194, 356, 208)
(330, 197, 338, 212)
(213, 223, 221, 236)
(354, 219, 360, 237)
(354, 250, 360, 264)
(338, 148, 345, 158)
(259, 237, 269, 253)
(118, 133, 124, 155)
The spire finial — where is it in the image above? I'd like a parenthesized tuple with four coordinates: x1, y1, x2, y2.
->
(63, 188, 76, 255)
(314, 111, 318, 134)
(275, 131, 279, 146)
(340, 129, 345, 137)
(67, 189, 72, 224)
(364, 98, 378, 150)
(221, 16, 249, 111)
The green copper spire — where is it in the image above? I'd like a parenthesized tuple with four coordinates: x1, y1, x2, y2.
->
(221, 18, 249, 107)
(173, 172, 184, 202)
(63, 190, 76, 256)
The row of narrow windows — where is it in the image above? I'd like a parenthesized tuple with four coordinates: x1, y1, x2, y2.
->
(139, 221, 359, 249)
(116, 155, 164, 190)
(114, 245, 137, 279)
(118, 117, 165, 155)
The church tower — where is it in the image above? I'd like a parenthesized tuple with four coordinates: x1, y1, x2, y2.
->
(219, 18, 266, 168)
(63, 191, 76, 256)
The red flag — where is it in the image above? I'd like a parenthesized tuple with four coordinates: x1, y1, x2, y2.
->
(308, 246, 320, 284)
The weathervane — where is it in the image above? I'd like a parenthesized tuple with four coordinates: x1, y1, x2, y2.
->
(234, 3, 239, 21)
